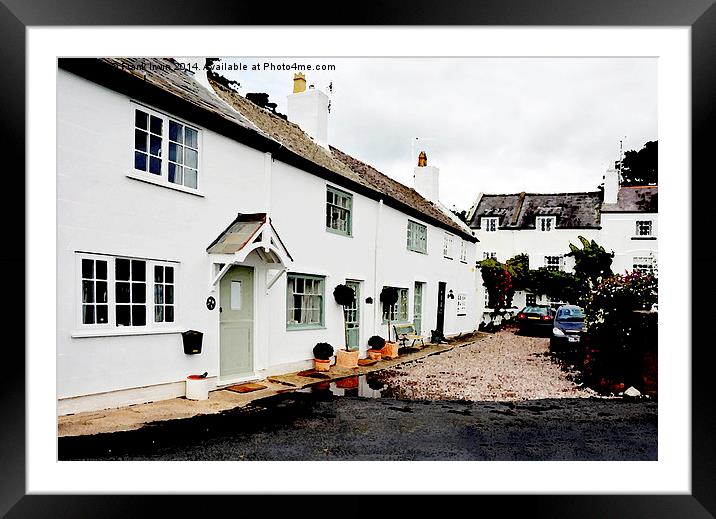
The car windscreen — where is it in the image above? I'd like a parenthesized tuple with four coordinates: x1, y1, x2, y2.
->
(557, 307, 585, 321)
(523, 306, 549, 315)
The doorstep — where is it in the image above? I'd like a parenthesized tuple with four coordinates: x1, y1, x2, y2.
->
(58, 331, 488, 438)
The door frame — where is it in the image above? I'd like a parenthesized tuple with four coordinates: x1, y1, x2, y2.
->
(436, 281, 447, 334)
(345, 279, 362, 351)
(216, 264, 259, 386)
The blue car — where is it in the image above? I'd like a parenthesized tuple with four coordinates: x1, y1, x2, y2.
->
(550, 305, 587, 351)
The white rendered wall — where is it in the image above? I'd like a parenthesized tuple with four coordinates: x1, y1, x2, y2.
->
(599, 213, 658, 275)
(57, 70, 478, 410)
(286, 89, 329, 149)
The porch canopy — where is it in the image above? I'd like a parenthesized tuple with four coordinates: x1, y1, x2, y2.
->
(207, 212, 293, 288)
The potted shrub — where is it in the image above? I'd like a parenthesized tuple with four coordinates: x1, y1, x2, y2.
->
(333, 284, 359, 368)
(367, 335, 385, 361)
(312, 342, 334, 372)
(379, 287, 400, 359)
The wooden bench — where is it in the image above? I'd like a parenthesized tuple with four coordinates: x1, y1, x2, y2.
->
(393, 323, 425, 348)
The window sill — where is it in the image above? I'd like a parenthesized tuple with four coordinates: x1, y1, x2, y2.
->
(407, 248, 428, 255)
(286, 325, 327, 331)
(443, 256, 453, 260)
(326, 227, 353, 238)
(71, 327, 186, 338)
(631, 236, 657, 240)
(126, 171, 205, 197)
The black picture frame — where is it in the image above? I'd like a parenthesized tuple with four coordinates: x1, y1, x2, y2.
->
(4, 0, 711, 516)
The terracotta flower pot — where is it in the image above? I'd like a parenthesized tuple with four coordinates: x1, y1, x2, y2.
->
(367, 349, 382, 361)
(381, 341, 400, 359)
(336, 348, 359, 368)
(335, 376, 359, 390)
(314, 358, 331, 372)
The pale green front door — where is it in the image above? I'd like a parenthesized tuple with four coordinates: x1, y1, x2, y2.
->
(414, 282, 424, 335)
(345, 281, 360, 350)
(220, 266, 254, 380)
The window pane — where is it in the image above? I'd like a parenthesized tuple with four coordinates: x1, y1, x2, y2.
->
(132, 260, 146, 281)
(135, 110, 148, 130)
(154, 306, 164, 323)
(154, 265, 163, 283)
(96, 281, 107, 303)
(168, 163, 183, 184)
(82, 259, 93, 279)
(165, 285, 174, 304)
(96, 305, 108, 324)
(96, 260, 107, 280)
(165, 267, 174, 283)
(116, 259, 130, 280)
(165, 306, 174, 323)
(135, 129, 147, 152)
(169, 142, 181, 163)
(82, 305, 95, 325)
(132, 283, 146, 303)
(169, 121, 183, 143)
(116, 305, 130, 326)
(185, 127, 198, 148)
(132, 305, 146, 326)
(150, 116, 162, 135)
(150, 135, 162, 157)
(149, 157, 161, 175)
(116, 282, 130, 303)
(154, 284, 164, 304)
(185, 148, 198, 169)
(134, 152, 147, 171)
(184, 168, 197, 189)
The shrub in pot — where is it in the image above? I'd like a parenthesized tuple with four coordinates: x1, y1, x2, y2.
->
(367, 335, 385, 360)
(333, 284, 359, 368)
(312, 342, 334, 372)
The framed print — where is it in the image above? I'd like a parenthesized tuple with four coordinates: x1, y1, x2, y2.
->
(5, 0, 714, 516)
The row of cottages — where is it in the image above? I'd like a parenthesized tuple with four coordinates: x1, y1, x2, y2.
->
(57, 58, 479, 414)
(467, 165, 657, 316)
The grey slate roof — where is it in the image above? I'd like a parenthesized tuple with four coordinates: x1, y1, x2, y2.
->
(62, 57, 475, 241)
(469, 192, 603, 229)
(601, 186, 658, 213)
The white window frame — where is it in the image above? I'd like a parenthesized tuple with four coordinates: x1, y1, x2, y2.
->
(483, 251, 497, 260)
(443, 232, 454, 259)
(544, 255, 564, 272)
(633, 256, 656, 274)
(536, 216, 556, 232)
(75, 252, 179, 335)
(482, 217, 499, 232)
(128, 102, 203, 195)
(457, 293, 467, 316)
(460, 241, 468, 263)
(407, 219, 428, 254)
(635, 220, 653, 237)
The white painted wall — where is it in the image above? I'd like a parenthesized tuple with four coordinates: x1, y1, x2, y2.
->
(57, 69, 478, 412)
(600, 213, 658, 275)
(287, 88, 329, 149)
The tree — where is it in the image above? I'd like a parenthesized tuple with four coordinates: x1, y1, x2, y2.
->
(477, 258, 515, 310)
(450, 207, 469, 225)
(566, 236, 614, 287)
(619, 140, 657, 186)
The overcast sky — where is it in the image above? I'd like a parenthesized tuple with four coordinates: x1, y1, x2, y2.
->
(218, 57, 657, 212)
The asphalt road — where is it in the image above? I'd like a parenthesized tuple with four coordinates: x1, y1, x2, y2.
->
(59, 391, 657, 461)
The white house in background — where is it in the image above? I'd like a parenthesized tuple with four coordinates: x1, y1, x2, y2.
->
(57, 58, 478, 414)
(467, 164, 657, 319)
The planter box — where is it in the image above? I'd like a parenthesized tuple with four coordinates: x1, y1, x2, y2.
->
(336, 348, 359, 368)
(314, 358, 331, 372)
(367, 349, 382, 361)
(381, 341, 400, 359)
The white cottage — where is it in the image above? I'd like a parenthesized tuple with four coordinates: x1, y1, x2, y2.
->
(467, 165, 657, 317)
(57, 58, 478, 414)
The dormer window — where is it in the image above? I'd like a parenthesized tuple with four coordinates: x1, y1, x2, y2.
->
(482, 217, 498, 232)
(536, 216, 556, 232)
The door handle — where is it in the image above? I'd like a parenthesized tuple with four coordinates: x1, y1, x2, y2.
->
(219, 307, 222, 313)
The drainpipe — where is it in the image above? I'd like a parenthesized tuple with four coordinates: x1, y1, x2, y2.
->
(373, 199, 383, 339)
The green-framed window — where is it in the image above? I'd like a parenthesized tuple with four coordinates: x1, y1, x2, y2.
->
(326, 186, 352, 236)
(407, 220, 427, 253)
(382, 287, 409, 323)
(286, 273, 325, 329)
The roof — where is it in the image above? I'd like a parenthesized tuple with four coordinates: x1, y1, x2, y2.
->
(58, 57, 474, 241)
(468, 192, 602, 229)
(207, 212, 294, 264)
(601, 186, 658, 213)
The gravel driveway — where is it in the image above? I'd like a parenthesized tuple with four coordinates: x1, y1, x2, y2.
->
(376, 329, 599, 401)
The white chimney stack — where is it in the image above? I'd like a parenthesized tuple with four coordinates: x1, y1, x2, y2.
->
(287, 73, 329, 149)
(604, 163, 620, 204)
(414, 151, 440, 202)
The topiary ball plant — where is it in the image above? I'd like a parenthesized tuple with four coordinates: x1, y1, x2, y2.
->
(333, 284, 357, 350)
(313, 342, 334, 360)
(368, 335, 386, 351)
(379, 286, 400, 341)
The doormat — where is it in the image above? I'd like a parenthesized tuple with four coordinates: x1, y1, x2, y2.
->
(296, 369, 331, 379)
(225, 383, 267, 394)
(358, 359, 377, 366)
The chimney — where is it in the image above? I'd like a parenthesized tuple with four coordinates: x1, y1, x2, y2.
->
(287, 73, 329, 149)
(413, 151, 440, 203)
(603, 162, 620, 204)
